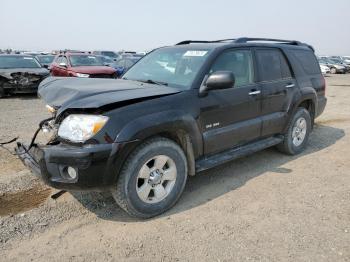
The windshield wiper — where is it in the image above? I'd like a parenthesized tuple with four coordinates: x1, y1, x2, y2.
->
(135, 79, 168, 86)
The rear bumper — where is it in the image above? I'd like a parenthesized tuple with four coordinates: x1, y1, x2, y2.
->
(16, 142, 121, 191)
(316, 96, 327, 118)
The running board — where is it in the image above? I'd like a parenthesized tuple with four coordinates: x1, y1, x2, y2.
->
(195, 136, 284, 172)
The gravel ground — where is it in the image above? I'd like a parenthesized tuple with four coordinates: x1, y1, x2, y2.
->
(0, 75, 349, 261)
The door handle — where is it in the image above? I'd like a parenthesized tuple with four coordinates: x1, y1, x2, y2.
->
(285, 83, 295, 88)
(248, 90, 261, 96)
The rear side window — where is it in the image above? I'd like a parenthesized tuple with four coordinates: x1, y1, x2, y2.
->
(256, 49, 292, 81)
(293, 50, 321, 74)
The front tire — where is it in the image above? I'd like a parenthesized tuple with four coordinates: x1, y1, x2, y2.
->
(111, 137, 188, 218)
(330, 67, 337, 74)
(277, 108, 311, 155)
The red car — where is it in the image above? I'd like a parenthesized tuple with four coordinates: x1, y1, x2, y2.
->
(50, 53, 117, 78)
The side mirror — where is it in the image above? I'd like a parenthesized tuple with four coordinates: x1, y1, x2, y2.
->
(59, 62, 67, 68)
(200, 71, 235, 95)
(43, 64, 49, 69)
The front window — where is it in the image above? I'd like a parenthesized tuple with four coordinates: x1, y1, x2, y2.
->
(209, 50, 255, 87)
(123, 47, 212, 89)
(69, 55, 104, 67)
(0, 56, 41, 69)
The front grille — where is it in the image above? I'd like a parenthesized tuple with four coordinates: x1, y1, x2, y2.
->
(89, 74, 113, 79)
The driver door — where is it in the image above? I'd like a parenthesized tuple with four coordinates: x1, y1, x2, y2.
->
(199, 49, 262, 155)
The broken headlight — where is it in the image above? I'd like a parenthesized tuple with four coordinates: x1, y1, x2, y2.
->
(58, 114, 109, 142)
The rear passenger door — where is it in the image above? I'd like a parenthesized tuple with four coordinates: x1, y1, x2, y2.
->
(255, 48, 296, 137)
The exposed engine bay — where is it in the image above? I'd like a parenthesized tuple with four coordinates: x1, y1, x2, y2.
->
(0, 68, 50, 96)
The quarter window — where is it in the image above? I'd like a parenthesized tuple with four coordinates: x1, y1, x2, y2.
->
(209, 50, 254, 87)
(293, 50, 321, 74)
(256, 49, 292, 81)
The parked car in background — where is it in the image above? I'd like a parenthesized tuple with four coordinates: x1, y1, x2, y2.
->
(35, 55, 55, 69)
(320, 64, 330, 75)
(330, 56, 350, 65)
(343, 56, 350, 64)
(318, 57, 346, 74)
(114, 56, 141, 77)
(328, 57, 350, 72)
(50, 53, 117, 78)
(92, 51, 120, 61)
(0, 54, 49, 97)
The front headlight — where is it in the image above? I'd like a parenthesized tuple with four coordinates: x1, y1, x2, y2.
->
(76, 73, 90, 78)
(58, 114, 109, 142)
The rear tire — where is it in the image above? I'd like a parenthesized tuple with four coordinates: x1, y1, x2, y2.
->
(277, 108, 311, 155)
(111, 137, 188, 218)
(330, 67, 337, 74)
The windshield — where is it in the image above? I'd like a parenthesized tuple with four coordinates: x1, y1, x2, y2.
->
(36, 55, 55, 64)
(123, 47, 212, 88)
(69, 55, 104, 67)
(0, 56, 41, 69)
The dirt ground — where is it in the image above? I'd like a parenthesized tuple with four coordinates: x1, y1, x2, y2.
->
(0, 75, 349, 262)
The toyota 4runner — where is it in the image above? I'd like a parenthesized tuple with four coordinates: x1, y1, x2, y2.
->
(16, 38, 327, 218)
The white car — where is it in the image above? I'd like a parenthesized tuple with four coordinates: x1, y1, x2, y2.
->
(320, 64, 330, 75)
(343, 56, 350, 64)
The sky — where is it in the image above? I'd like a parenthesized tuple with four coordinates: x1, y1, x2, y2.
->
(0, 0, 349, 55)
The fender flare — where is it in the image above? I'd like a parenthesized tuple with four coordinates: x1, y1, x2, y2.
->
(283, 87, 317, 133)
(116, 110, 203, 176)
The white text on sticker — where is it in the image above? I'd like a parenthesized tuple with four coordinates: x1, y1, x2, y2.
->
(184, 51, 208, 57)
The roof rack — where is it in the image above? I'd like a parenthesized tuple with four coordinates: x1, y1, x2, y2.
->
(233, 37, 301, 44)
(176, 39, 236, 45)
(176, 37, 314, 51)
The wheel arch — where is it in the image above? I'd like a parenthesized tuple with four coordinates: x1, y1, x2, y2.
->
(283, 91, 316, 133)
(116, 110, 203, 177)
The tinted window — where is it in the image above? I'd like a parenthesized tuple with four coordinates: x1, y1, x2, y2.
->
(293, 50, 320, 74)
(209, 50, 254, 87)
(256, 49, 292, 81)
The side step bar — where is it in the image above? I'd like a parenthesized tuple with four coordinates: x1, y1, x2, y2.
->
(195, 136, 284, 172)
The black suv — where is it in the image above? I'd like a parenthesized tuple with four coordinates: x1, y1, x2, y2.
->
(17, 38, 327, 218)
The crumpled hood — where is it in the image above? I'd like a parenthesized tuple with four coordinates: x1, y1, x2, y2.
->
(0, 68, 49, 79)
(38, 77, 181, 114)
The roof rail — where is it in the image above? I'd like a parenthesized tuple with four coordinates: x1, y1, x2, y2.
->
(233, 37, 300, 44)
(176, 39, 236, 45)
(233, 37, 314, 51)
(176, 37, 314, 51)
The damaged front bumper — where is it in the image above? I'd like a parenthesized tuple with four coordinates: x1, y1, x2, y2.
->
(16, 141, 120, 191)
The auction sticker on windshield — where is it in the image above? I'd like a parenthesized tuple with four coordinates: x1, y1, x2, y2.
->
(183, 51, 208, 57)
